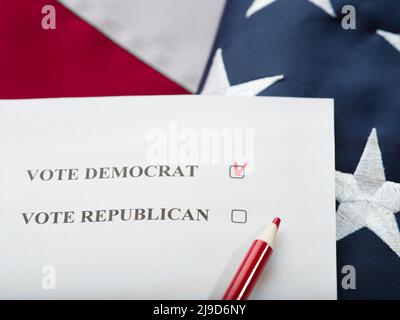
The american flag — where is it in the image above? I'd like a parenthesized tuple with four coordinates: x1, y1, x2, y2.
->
(2, 0, 400, 299)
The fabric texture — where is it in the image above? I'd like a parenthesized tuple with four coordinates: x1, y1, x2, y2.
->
(0, 0, 187, 99)
(58, 0, 226, 92)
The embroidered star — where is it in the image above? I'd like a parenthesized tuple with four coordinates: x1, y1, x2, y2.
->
(377, 30, 400, 53)
(201, 48, 284, 95)
(246, 0, 336, 18)
(336, 128, 400, 257)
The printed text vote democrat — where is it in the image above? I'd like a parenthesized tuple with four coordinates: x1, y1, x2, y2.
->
(27, 165, 199, 181)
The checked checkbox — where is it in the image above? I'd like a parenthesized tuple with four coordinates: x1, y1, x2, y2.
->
(229, 162, 248, 179)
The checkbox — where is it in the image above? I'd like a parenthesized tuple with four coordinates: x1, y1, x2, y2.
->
(229, 164, 245, 179)
(231, 209, 247, 224)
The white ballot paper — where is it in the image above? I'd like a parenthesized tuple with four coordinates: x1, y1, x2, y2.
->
(0, 95, 336, 299)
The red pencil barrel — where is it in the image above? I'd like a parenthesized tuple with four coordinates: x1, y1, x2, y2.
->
(222, 240, 273, 300)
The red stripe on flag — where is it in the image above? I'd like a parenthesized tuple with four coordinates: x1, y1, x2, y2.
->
(0, 0, 189, 99)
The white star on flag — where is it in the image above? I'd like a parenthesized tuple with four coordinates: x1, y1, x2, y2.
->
(246, 0, 336, 18)
(336, 128, 400, 257)
(201, 49, 284, 95)
(377, 30, 400, 53)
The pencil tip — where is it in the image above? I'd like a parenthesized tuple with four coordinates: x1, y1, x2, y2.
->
(272, 217, 281, 228)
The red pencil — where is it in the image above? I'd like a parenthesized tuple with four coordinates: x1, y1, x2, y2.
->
(222, 217, 281, 300)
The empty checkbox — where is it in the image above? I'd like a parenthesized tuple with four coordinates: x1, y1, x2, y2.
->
(231, 209, 247, 223)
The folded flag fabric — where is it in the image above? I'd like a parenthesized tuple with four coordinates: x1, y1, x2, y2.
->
(199, 0, 400, 299)
(0, 0, 188, 98)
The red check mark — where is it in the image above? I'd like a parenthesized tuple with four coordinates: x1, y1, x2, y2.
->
(233, 162, 248, 176)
